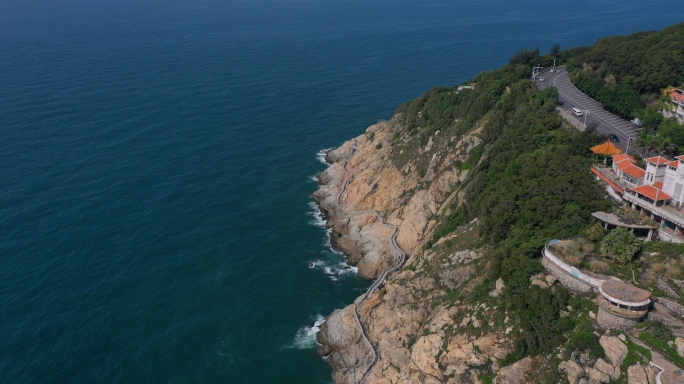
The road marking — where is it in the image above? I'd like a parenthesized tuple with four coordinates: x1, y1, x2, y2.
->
(551, 71, 638, 140)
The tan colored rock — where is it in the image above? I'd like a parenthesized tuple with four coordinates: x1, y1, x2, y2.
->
(411, 333, 443, 378)
(594, 358, 614, 376)
(546, 275, 558, 285)
(586, 367, 610, 383)
(493, 356, 535, 384)
(315, 120, 518, 383)
(645, 364, 657, 384)
(675, 337, 684, 357)
(627, 364, 648, 384)
(600, 335, 628, 368)
(560, 360, 585, 384)
(316, 305, 374, 384)
(474, 333, 510, 360)
(531, 279, 550, 289)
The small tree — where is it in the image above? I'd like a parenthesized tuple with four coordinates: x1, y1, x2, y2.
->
(598, 228, 641, 265)
(586, 223, 606, 242)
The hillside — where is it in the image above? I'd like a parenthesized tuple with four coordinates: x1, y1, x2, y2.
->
(313, 25, 684, 384)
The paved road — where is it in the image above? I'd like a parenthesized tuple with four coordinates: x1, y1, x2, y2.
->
(537, 68, 642, 151)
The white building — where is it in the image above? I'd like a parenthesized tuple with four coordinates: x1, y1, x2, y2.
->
(611, 154, 644, 186)
(663, 87, 684, 123)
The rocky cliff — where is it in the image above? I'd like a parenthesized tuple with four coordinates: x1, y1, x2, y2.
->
(313, 116, 526, 383)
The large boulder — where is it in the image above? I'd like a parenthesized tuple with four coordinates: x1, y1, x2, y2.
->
(600, 335, 628, 368)
(494, 356, 535, 384)
(675, 337, 684, 357)
(316, 305, 374, 384)
(594, 358, 614, 377)
(586, 367, 610, 383)
(559, 360, 585, 384)
(627, 364, 649, 384)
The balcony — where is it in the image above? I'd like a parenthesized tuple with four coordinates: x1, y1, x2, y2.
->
(623, 191, 684, 228)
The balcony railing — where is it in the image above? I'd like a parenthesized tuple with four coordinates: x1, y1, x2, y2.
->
(623, 192, 684, 227)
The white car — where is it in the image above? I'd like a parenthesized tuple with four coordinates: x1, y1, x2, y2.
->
(538, 77, 545, 82)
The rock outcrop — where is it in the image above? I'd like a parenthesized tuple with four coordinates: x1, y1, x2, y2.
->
(314, 119, 511, 383)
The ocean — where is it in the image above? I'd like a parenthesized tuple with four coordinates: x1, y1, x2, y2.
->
(0, 0, 681, 382)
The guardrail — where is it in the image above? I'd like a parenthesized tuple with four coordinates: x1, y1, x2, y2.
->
(623, 192, 684, 227)
(336, 161, 409, 383)
(543, 240, 605, 288)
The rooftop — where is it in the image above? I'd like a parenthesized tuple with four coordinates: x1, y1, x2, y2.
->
(600, 278, 651, 305)
(591, 141, 623, 156)
(631, 185, 673, 201)
(646, 156, 670, 166)
(665, 87, 684, 104)
(613, 154, 636, 164)
(591, 211, 657, 229)
(622, 165, 646, 179)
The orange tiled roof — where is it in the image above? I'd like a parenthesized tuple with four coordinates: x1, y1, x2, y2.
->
(622, 165, 646, 179)
(653, 181, 664, 189)
(591, 167, 624, 194)
(591, 141, 622, 155)
(665, 87, 684, 104)
(675, 155, 684, 162)
(612, 154, 635, 163)
(668, 161, 679, 169)
(646, 156, 670, 165)
(632, 185, 672, 201)
(614, 159, 633, 171)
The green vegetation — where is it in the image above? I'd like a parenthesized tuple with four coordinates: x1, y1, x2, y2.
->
(621, 338, 652, 372)
(394, 44, 614, 368)
(598, 228, 641, 265)
(387, 24, 684, 373)
(639, 332, 684, 369)
(568, 23, 684, 117)
(564, 23, 684, 152)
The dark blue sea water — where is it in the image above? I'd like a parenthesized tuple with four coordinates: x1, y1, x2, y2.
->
(0, 0, 681, 382)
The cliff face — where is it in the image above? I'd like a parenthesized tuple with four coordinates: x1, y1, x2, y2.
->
(314, 120, 477, 279)
(313, 118, 526, 383)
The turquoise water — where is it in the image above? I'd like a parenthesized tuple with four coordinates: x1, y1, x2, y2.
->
(0, 0, 681, 382)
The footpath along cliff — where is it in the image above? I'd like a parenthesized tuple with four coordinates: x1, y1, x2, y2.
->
(313, 115, 523, 383)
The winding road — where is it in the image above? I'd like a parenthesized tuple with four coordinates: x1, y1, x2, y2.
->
(537, 68, 641, 151)
(337, 161, 408, 383)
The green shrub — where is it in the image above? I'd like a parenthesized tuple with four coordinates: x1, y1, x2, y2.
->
(598, 228, 641, 265)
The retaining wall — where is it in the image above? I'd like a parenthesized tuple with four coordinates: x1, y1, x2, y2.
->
(597, 306, 641, 330)
(657, 297, 684, 316)
(541, 247, 603, 292)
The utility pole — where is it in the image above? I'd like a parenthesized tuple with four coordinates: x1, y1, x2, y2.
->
(552, 58, 556, 72)
(532, 64, 543, 79)
(584, 110, 589, 125)
(626, 137, 633, 154)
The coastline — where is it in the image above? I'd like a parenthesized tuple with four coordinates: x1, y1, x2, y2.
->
(312, 124, 407, 383)
(310, 117, 498, 384)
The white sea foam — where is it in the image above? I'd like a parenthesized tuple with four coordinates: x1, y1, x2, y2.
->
(313, 259, 357, 281)
(316, 148, 333, 164)
(287, 315, 326, 349)
(308, 201, 327, 228)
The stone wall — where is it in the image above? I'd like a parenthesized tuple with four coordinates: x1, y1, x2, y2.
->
(541, 256, 594, 293)
(597, 307, 641, 330)
(657, 297, 684, 316)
